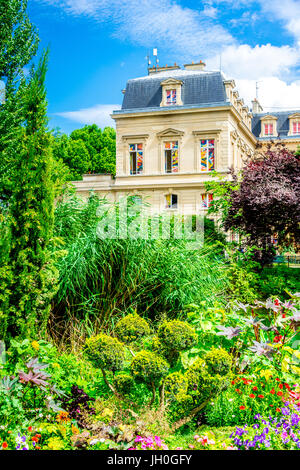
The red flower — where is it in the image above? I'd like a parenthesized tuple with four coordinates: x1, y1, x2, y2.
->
(239, 406, 246, 410)
(231, 380, 235, 385)
(274, 335, 282, 343)
(277, 391, 283, 396)
(252, 386, 258, 391)
(274, 299, 280, 306)
(270, 388, 275, 394)
(276, 408, 281, 412)
(279, 384, 283, 389)
(270, 404, 274, 407)
(275, 378, 280, 382)
(32, 437, 39, 443)
(235, 389, 241, 394)
(28, 426, 33, 432)
(249, 394, 255, 398)
(2, 442, 8, 449)
(282, 314, 286, 318)
(258, 394, 264, 399)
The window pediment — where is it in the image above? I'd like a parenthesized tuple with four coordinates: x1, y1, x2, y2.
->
(288, 113, 300, 119)
(260, 114, 278, 121)
(160, 78, 183, 86)
(156, 128, 184, 138)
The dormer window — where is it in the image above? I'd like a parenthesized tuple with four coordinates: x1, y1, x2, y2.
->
(288, 114, 300, 136)
(166, 89, 177, 105)
(160, 78, 183, 107)
(293, 121, 300, 135)
(259, 115, 278, 138)
(264, 123, 274, 136)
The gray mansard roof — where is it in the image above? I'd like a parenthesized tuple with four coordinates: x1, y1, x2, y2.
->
(252, 110, 300, 139)
(121, 70, 228, 111)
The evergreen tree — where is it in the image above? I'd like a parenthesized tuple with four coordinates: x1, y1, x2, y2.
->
(5, 52, 58, 338)
(0, 0, 39, 204)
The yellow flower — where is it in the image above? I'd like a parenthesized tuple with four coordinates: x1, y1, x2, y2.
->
(31, 341, 40, 351)
(72, 425, 80, 435)
(52, 363, 60, 369)
(260, 369, 273, 381)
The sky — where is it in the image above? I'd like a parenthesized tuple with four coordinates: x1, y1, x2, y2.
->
(27, 0, 300, 133)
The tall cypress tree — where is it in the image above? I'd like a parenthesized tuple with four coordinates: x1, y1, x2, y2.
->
(6, 51, 58, 338)
(0, 0, 39, 337)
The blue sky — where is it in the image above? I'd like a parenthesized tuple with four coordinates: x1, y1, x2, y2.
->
(28, 0, 300, 133)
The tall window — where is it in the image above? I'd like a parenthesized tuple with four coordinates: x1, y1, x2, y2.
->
(164, 141, 178, 173)
(200, 139, 215, 171)
(201, 193, 213, 209)
(129, 143, 143, 175)
(293, 121, 300, 135)
(264, 123, 274, 136)
(166, 89, 177, 105)
(165, 194, 178, 209)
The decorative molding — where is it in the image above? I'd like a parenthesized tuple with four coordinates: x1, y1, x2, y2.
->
(157, 128, 185, 138)
(260, 114, 278, 121)
(160, 78, 183, 86)
(122, 134, 149, 141)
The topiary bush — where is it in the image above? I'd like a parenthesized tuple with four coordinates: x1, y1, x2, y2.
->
(204, 347, 232, 377)
(113, 373, 135, 397)
(84, 334, 125, 372)
(156, 320, 197, 365)
(115, 313, 150, 344)
(164, 372, 188, 398)
(130, 350, 169, 404)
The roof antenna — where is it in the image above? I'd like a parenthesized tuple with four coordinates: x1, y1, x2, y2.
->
(153, 47, 159, 68)
(146, 50, 151, 69)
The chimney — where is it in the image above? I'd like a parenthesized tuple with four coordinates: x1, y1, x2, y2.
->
(183, 60, 206, 71)
(148, 63, 181, 75)
(251, 98, 263, 114)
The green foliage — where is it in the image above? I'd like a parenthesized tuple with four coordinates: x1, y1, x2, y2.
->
(51, 194, 228, 342)
(185, 348, 232, 407)
(2, 52, 58, 338)
(84, 334, 125, 372)
(51, 125, 116, 180)
(113, 373, 135, 396)
(164, 372, 188, 398)
(130, 350, 169, 387)
(0, 0, 39, 203)
(204, 347, 232, 377)
(157, 320, 197, 353)
(115, 313, 150, 344)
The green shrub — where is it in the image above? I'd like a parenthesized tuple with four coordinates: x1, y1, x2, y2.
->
(113, 373, 135, 396)
(84, 334, 125, 372)
(204, 347, 232, 377)
(165, 372, 188, 398)
(157, 320, 197, 352)
(130, 350, 169, 387)
(185, 348, 232, 408)
(115, 313, 150, 344)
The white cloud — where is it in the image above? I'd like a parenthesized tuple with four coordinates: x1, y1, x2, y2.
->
(258, 0, 300, 42)
(236, 77, 300, 110)
(207, 43, 300, 80)
(37, 0, 233, 59)
(55, 104, 120, 127)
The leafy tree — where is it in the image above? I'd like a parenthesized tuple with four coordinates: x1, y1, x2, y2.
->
(5, 52, 59, 338)
(0, 0, 39, 204)
(223, 146, 300, 265)
(52, 124, 116, 180)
